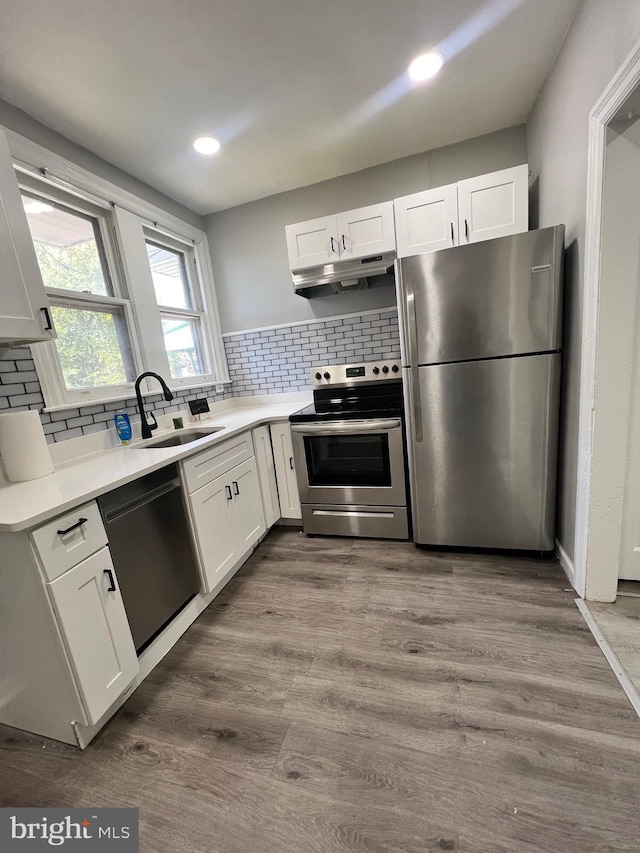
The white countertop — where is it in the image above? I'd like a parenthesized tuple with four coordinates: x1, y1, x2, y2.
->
(0, 397, 309, 533)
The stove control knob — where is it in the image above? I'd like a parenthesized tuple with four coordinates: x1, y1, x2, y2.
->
(392, 364, 399, 373)
(382, 365, 389, 374)
(323, 372, 331, 380)
(372, 366, 380, 375)
(315, 372, 322, 380)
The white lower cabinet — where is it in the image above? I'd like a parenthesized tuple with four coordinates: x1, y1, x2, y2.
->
(47, 546, 139, 725)
(252, 425, 280, 528)
(188, 454, 266, 592)
(270, 422, 302, 520)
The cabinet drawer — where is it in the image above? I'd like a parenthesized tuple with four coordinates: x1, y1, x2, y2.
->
(182, 432, 254, 493)
(31, 501, 108, 582)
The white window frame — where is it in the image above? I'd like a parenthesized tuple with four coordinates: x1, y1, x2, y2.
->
(144, 230, 213, 383)
(19, 176, 143, 407)
(5, 127, 230, 411)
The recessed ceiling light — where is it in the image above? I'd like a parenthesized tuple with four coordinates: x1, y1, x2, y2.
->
(23, 200, 54, 214)
(408, 52, 444, 82)
(193, 136, 221, 155)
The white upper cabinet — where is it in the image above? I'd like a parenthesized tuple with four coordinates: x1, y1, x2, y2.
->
(394, 165, 529, 258)
(0, 130, 55, 344)
(285, 214, 339, 270)
(285, 202, 394, 271)
(457, 164, 529, 244)
(394, 184, 458, 258)
(335, 202, 396, 260)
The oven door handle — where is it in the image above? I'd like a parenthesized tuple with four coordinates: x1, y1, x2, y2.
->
(290, 418, 401, 435)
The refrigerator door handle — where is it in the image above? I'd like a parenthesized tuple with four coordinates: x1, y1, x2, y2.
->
(404, 270, 423, 444)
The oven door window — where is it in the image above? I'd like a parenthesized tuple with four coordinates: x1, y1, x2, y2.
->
(303, 433, 392, 487)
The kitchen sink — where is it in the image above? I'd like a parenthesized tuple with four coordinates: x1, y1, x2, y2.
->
(139, 427, 224, 448)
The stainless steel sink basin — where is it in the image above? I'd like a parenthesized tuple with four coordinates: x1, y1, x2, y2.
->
(140, 427, 224, 448)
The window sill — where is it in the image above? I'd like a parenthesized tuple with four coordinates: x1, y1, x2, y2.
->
(42, 379, 233, 413)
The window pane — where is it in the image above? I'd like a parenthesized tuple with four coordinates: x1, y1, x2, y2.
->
(22, 194, 112, 296)
(161, 316, 205, 379)
(146, 241, 192, 309)
(51, 304, 135, 389)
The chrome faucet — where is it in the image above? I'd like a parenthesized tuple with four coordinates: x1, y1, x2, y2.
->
(134, 372, 174, 440)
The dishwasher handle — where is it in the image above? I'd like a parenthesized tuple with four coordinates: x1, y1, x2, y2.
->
(101, 479, 181, 522)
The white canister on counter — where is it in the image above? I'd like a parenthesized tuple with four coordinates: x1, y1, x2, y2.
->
(0, 410, 54, 482)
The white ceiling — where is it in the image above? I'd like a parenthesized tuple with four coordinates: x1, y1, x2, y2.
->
(0, 0, 580, 216)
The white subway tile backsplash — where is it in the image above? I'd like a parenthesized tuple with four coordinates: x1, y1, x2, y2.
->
(0, 307, 400, 443)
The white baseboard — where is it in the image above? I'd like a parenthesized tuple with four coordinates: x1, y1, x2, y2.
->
(555, 537, 576, 588)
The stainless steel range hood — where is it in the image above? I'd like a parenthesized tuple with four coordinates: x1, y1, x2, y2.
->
(292, 251, 396, 298)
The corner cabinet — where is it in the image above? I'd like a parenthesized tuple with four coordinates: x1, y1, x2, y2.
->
(183, 431, 266, 593)
(394, 165, 529, 258)
(0, 129, 56, 344)
(285, 202, 395, 271)
(252, 425, 281, 528)
(270, 422, 302, 520)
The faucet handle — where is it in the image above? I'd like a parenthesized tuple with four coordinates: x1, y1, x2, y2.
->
(147, 410, 158, 432)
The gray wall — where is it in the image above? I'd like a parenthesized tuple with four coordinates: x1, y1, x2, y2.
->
(0, 99, 205, 230)
(527, 0, 640, 568)
(206, 125, 527, 333)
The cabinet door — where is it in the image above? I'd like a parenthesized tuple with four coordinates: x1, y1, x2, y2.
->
(285, 215, 339, 271)
(270, 423, 302, 519)
(252, 425, 280, 528)
(0, 131, 55, 343)
(47, 547, 139, 726)
(231, 457, 266, 553)
(394, 185, 458, 257)
(457, 164, 528, 244)
(190, 471, 238, 592)
(336, 202, 396, 260)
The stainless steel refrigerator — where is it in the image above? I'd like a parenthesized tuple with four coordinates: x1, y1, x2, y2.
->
(395, 225, 564, 551)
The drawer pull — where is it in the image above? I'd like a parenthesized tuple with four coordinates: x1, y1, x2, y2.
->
(103, 569, 116, 592)
(57, 517, 88, 536)
(225, 485, 233, 500)
(233, 480, 239, 495)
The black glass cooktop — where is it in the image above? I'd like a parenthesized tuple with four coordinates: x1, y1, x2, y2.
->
(290, 380, 404, 423)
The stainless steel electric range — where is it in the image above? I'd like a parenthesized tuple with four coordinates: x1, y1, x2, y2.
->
(289, 360, 409, 539)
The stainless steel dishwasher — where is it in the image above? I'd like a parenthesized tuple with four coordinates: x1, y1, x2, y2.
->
(98, 463, 200, 654)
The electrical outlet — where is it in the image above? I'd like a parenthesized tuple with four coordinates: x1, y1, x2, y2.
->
(188, 398, 210, 416)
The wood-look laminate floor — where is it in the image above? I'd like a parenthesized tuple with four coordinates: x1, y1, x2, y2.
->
(1, 529, 639, 852)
